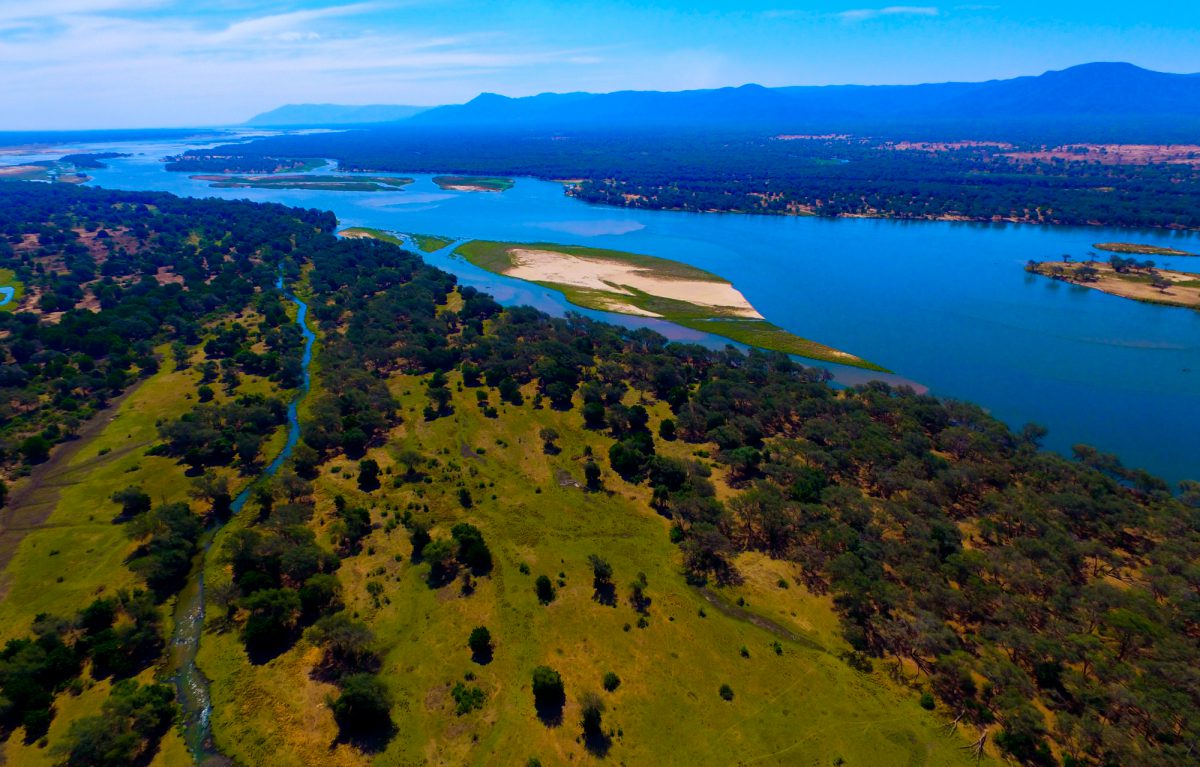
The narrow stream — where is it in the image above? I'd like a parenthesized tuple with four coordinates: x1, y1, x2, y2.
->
(170, 272, 316, 763)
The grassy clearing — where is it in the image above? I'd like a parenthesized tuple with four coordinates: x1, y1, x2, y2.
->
(1093, 242, 1196, 256)
(0, 267, 24, 310)
(192, 175, 413, 192)
(200, 369, 988, 766)
(455, 240, 887, 371)
(432, 176, 515, 192)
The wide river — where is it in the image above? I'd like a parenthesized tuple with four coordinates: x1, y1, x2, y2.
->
(10, 133, 1199, 485)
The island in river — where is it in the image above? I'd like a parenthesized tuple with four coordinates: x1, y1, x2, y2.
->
(1028, 260, 1200, 309)
(1093, 242, 1196, 256)
(190, 174, 413, 192)
(432, 175, 514, 192)
(453, 238, 885, 370)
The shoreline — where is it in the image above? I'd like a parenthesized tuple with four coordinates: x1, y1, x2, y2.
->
(1027, 261, 1200, 310)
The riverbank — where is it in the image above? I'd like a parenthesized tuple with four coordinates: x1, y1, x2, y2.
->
(432, 175, 513, 192)
(1094, 242, 1196, 256)
(1027, 261, 1200, 309)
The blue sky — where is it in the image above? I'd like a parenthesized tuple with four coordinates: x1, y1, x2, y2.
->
(2, 1, 1198, 129)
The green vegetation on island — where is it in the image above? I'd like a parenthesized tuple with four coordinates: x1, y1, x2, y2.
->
(433, 175, 515, 192)
(1092, 241, 1196, 256)
(455, 239, 886, 370)
(344, 228, 457, 253)
(1027, 256, 1200, 309)
(190, 174, 414, 192)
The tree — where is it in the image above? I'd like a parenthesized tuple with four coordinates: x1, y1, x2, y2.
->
(451, 523, 492, 573)
(329, 673, 392, 739)
(588, 554, 615, 605)
(53, 680, 176, 767)
(628, 572, 650, 614)
(531, 666, 565, 710)
(468, 626, 492, 660)
(305, 612, 379, 681)
(658, 418, 676, 440)
(240, 588, 301, 654)
(19, 434, 52, 464)
(602, 671, 620, 692)
(539, 427, 560, 454)
(111, 485, 152, 520)
(579, 690, 605, 736)
(535, 575, 556, 604)
(357, 458, 380, 491)
(584, 460, 601, 490)
(719, 684, 734, 701)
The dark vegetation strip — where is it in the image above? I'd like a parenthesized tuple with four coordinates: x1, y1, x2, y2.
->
(167, 129, 1200, 230)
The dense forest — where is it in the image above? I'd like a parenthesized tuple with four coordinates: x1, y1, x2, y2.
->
(1, 184, 1197, 765)
(166, 129, 1200, 229)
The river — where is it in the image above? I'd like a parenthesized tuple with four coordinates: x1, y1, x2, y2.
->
(5, 132, 1197, 485)
(170, 272, 316, 761)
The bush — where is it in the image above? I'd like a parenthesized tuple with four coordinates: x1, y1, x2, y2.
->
(451, 681, 485, 715)
(919, 692, 936, 710)
(719, 684, 734, 701)
(602, 671, 621, 692)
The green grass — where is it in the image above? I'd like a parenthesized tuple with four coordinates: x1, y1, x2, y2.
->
(0, 268, 24, 310)
(455, 240, 887, 371)
(433, 176, 515, 192)
(1093, 242, 1196, 256)
(338, 228, 456, 253)
(409, 233, 456, 253)
(198, 371, 989, 766)
(193, 175, 413, 192)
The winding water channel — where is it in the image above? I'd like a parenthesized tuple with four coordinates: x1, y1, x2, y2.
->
(170, 273, 316, 762)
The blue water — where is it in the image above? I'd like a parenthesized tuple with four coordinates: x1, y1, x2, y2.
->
(43, 139, 1196, 486)
(0, 286, 13, 306)
(171, 271, 317, 761)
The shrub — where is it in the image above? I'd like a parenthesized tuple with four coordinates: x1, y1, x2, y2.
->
(719, 684, 734, 701)
(602, 672, 621, 692)
(535, 575, 556, 604)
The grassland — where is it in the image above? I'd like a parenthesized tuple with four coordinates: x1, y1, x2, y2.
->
(433, 175, 515, 192)
(190, 174, 414, 192)
(1029, 261, 1200, 309)
(338, 228, 456, 253)
(1093, 241, 1196, 256)
(0, 267, 23, 309)
(455, 240, 886, 371)
(197, 360, 991, 766)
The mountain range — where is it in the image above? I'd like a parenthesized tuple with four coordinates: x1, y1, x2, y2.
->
(245, 63, 1200, 139)
(244, 103, 430, 126)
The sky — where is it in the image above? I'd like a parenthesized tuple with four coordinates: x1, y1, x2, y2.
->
(2, 1, 1199, 130)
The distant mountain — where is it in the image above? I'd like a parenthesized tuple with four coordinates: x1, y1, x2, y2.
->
(244, 104, 432, 126)
(409, 63, 1200, 135)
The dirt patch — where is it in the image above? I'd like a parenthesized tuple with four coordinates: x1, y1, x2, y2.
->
(1031, 262, 1200, 308)
(156, 266, 186, 286)
(555, 469, 582, 489)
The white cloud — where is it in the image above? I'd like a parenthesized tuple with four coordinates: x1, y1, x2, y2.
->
(0, 1, 609, 127)
(838, 6, 939, 22)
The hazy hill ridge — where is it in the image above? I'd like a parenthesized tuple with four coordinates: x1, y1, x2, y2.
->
(244, 103, 431, 126)
(253, 63, 1199, 132)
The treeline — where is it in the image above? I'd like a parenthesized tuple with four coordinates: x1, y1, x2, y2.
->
(0, 183, 333, 477)
(165, 128, 1200, 229)
(291, 220, 1199, 765)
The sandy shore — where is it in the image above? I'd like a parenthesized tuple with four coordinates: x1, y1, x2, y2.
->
(505, 248, 764, 319)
